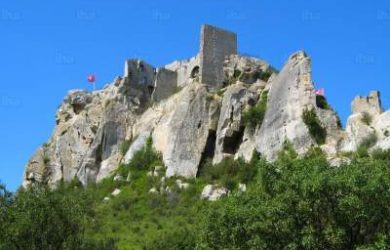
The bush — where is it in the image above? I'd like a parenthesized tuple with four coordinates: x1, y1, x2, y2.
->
(143, 227, 197, 250)
(260, 71, 272, 82)
(0, 184, 117, 250)
(125, 137, 162, 171)
(361, 112, 372, 125)
(200, 156, 390, 249)
(371, 148, 390, 160)
(302, 108, 327, 145)
(242, 90, 268, 129)
(198, 157, 257, 191)
(316, 95, 331, 110)
(120, 140, 131, 156)
(360, 132, 378, 149)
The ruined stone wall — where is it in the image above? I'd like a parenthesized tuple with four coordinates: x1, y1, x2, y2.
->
(152, 68, 178, 102)
(199, 25, 237, 90)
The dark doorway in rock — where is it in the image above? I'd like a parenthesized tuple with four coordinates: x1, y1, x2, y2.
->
(222, 126, 245, 155)
(147, 85, 154, 95)
(190, 66, 200, 79)
(197, 130, 217, 176)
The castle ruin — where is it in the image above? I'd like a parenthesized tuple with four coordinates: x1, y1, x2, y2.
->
(122, 24, 238, 103)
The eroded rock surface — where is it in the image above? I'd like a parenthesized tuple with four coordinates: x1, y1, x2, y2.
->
(23, 25, 390, 189)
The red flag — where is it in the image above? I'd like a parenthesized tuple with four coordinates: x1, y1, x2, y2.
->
(315, 88, 325, 96)
(87, 74, 96, 83)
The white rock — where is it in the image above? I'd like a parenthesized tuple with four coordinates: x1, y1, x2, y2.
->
(238, 183, 247, 192)
(154, 165, 163, 172)
(113, 175, 124, 182)
(255, 51, 316, 160)
(201, 184, 228, 201)
(176, 179, 190, 190)
(112, 188, 121, 196)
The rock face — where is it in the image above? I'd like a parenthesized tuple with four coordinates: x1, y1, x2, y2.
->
(255, 51, 316, 160)
(352, 91, 382, 116)
(201, 184, 229, 201)
(23, 24, 390, 188)
(342, 91, 390, 152)
(213, 84, 258, 164)
(162, 84, 212, 178)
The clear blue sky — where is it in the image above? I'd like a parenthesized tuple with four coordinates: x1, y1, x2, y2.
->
(1, 0, 389, 191)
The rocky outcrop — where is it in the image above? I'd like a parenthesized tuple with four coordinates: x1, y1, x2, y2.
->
(352, 91, 383, 116)
(255, 51, 316, 160)
(161, 84, 212, 178)
(213, 84, 259, 164)
(23, 25, 390, 189)
(342, 91, 390, 152)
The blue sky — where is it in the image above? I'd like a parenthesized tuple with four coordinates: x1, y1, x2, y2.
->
(0, 0, 389, 191)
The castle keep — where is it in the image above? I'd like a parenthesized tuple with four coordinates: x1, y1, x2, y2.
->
(123, 25, 238, 103)
(199, 25, 238, 90)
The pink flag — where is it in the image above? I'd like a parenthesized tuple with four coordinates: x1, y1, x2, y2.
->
(315, 88, 325, 96)
(87, 74, 96, 83)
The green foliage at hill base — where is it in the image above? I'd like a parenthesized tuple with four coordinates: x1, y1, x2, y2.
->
(2, 144, 390, 249)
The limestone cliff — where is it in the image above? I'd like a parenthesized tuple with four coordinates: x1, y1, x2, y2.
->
(23, 25, 390, 188)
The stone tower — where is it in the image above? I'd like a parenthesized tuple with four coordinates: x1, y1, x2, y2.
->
(199, 25, 237, 90)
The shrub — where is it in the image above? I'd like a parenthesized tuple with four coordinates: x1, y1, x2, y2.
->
(242, 90, 268, 129)
(302, 108, 327, 145)
(361, 112, 372, 125)
(360, 132, 378, 149)
(201, 156, 390, 249)
(198, 158, 257, 191)
(354, 133, 378, 159)
(316, 95, 331, 110)
(371, 148, 390, 160)
(260, 70, 272, 82)
(126, 137, 162, 171)
(143, 227, 197, 250)
(253, 70, 272, 82)
(120, 140, 131, 156)
(336, 112, 343, 128)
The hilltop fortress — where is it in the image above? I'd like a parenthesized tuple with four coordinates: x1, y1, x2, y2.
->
(24, 25, 390, 188)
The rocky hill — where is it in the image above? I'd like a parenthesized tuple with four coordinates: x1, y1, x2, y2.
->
(23, 24, 390, 189)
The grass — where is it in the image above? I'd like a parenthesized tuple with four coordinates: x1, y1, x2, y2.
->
(302, 108, 327, 145)
(242, 90, 268, 129)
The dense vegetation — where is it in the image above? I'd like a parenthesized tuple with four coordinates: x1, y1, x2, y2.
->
(302, 108, 327, 145)
(242, 90, 268, 129)
(2, 141, 390, 249)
